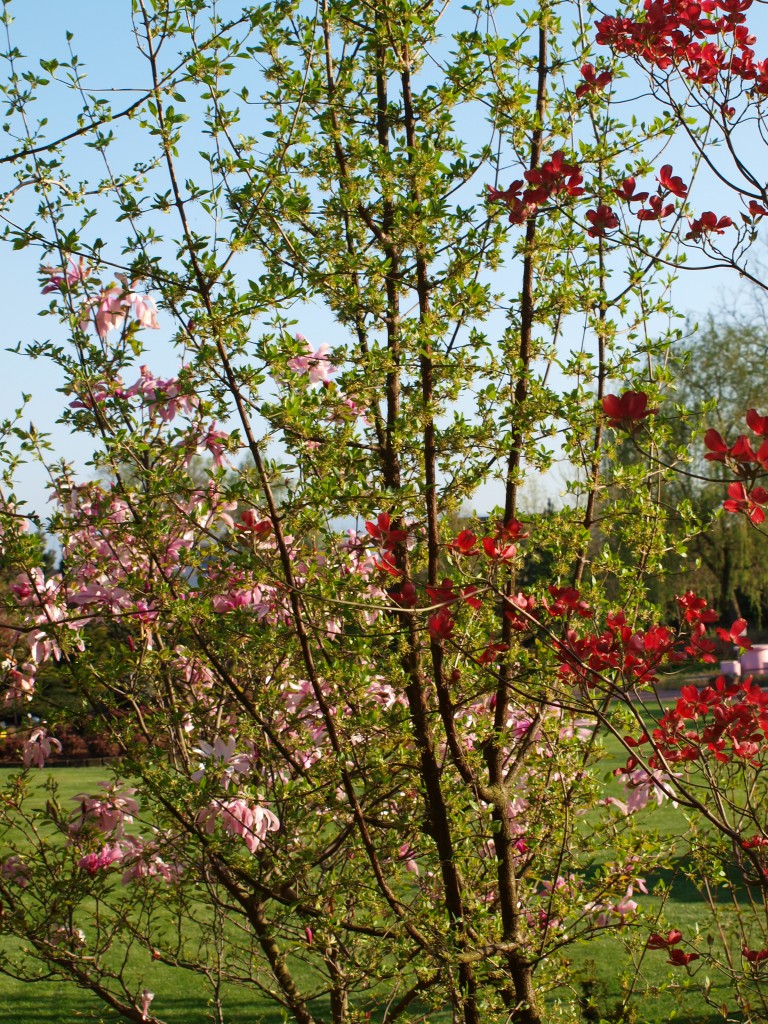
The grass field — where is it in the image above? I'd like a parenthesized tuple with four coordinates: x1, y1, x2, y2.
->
(0, 744, 750, 1023)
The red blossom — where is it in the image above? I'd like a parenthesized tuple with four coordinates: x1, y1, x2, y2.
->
(667, 949, 700, 966)
(602, 390, 657, 430)
(723, 481, 768, 524)
(235, 511, 272, 537)
(365, 513, 409, 551)
(426, 579, 458, 606)
(575, 62, 613, 97)
(477, 641, 509, 665)
(658, 165, 688, 197)
(615, 177, 649, 204)
(482, 536, 517, 562)
(450, 529, 479, 555)
(747, 408, 768, 436)
(743, 947, 768, 964)
(685, 211, 733, 239)
(637, 195, 675, 221)
(389, 581, 417, 608)
(647, 929, 683, 949)
(703, 428, 729, 461)
(716, 618, 752, 649)
(586, 204, 620, 237)
(428, 607, 454, 640)
(676, 591, 718, 624)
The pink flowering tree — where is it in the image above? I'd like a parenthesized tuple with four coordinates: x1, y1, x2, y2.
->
(1, 1, 768, 1023)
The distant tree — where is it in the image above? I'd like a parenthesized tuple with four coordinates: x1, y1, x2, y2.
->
(662, 317, 768, 625)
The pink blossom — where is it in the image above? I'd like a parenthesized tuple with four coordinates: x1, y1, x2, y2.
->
(197, 798, 279, 853)
(40, 256, 89, 293)
(81, 283, 160, 339)
(78, 842, 125, 875)
(191, 735, 252, 784)
(399, 844, 419, 875)
(23, 727, 62, 768)
(1, 855, 30, 887)
(3, 664, 37, 705)
(189, 424, 230, 469)
(85, 287, 127, 339)
(140, 989, 155, 1021)
(127, 291, 159, 330)
(287, 337, 337, 384)
(71, 783, 139, 835)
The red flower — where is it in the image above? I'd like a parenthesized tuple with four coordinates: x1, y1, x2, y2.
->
(742, 835, 768, 849)
(703, 428, 729, 461)
(602, 390, 657, 430)
(524, 151, 585, 200)
(365, 512, 409, 551)
(723, 481, 768, 524)
(487, 181, 524, 205)
(575, 62, 613, 98)
(482, 537, 517, 562)
(615, 177, 649, 204)
(747, 408, 768, 437)
(716, 618, 752, 649)
(647, 929, 683, 949)
(676, 591, 718, 624)
(389, 581, 417, 607)
(743, 947, 768, 964)
(235, 511, 272, 537)
(658, 164, 688, 198)
(450, 529, 479, 555)
(667, 949, 700, 967)
(748, 200, 768, 219)
(462, 585, 483, 609)
(477, 641, 509, 665)
(426, 579, 458, 606)
(428, 607, 454, 640)
(586, 204, 620, 237)
(637, 195, 675, 221)
(685, 211, 733, 239)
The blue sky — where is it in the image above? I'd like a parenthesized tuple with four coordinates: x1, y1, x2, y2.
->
(0, 0, 765, 517)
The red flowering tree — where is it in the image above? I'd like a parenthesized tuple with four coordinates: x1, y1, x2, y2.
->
(0, 1, 768, 1023)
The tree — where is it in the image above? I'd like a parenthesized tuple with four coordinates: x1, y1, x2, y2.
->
(0, 2, 768, 1023)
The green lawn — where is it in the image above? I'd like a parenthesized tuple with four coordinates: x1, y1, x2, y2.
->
(0, 745, 752, 1023)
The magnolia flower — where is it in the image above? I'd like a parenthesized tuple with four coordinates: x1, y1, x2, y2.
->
(23, 727, 62, 768)
(287, 337, 337, 384)
(197, 798, 279, 854)
(78, 842, 125, 875)
(71, 783, 139, 835)
(191, 735, 252, 784)
(140, 989, 155, 1021)
(40, 256, 89, 293)
(0, 855, 30, 888)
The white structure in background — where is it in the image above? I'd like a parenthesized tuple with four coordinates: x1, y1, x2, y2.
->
(720, 644, 768, 677)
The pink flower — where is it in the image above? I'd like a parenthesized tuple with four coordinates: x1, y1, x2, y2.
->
(40, 256, 89, 293)
(0, 855, 30, 888)
(287, 337, 337, 384)
(191, 735, 252, 784)
(197, 798, 280, 853)
(140, 989, 155, 1021)
(23, 727, 62, 768)
(70, 783, 139, 835)
(81, 282, 160, 339)
(191, 424, 230, 469)
(399, 844, 419, 875)
(127, 291, 159, 330)
(85, 287, 127, 339)
(78, 842, 125, 875)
